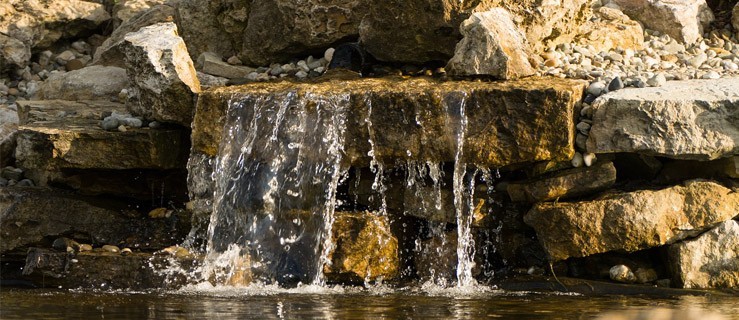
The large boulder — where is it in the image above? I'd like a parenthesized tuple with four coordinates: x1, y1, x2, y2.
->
(359, 0, 594, 64)
(120, 22, 200, 126)
(612, 0, 714, 44)
(587, 78, 739, 161)
(324, 211, 399, 283)
(112, 0, 169, 23)
(575, 6, 645, 52)
(239, 0, 365, 66)
(174, 0, 246, 62)
(35, 66, 128, 100)
(92, 4, 177, 68)
(192, 77, 585, 166)
(445, 9, 535, 79)
(0, 34, 30, 73)
(524, 180, 739, 261)
(668, 219, 739, 289)
(0, 0, 110, 70)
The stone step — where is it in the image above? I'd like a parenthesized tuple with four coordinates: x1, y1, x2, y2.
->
(15, 119, 188, 171)
(193, 77, 586, 168)
(16, 100, 126, 125)
(587, 78, 739, 160)
(524, 180, 739, 261)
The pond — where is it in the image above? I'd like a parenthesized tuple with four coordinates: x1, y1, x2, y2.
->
(2, 284, 738, 319)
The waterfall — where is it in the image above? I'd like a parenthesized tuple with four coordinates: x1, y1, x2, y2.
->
(199, 82, 490, 287)
(204, 91, 350, 286)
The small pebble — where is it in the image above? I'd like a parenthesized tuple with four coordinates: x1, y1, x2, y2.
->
(571, 152, 584, 168)
(646, 73, 666, 87)
(607, 77, 624, 91)
(79, 244, 93, 252)
(102, 245, 120, 253)
(121, 248, 133, 256)
(148, 121, 161, 129)
(586, 82, 606, 96)
(583, 153, 597, 167)
(702, 71, 720, 79)
(117, 125, 127, 132)
(227, 56, 242, 65)
(324, 48, 335, 63)
(17, 179, 34, 187)
(101, 118, 119, 131)
(295, 70, 308, 78)
(609, 264, 636, 283)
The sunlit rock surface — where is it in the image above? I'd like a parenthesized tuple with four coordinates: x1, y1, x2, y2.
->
(120, 22, 201, 126)
(668, 219, 739, 289)
(324, 211, 399, 283)
(192, 77, 584, 167)
(587, 78, 739, 160)
(524, 180, 739, 261)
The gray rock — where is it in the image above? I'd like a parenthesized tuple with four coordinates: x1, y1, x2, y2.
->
(121, 23, 201, 126)
(587, 81, 606, 96)
(445, 9, 535, 80)
(1, 167, 23, 181)
(668, 219, 739, 289)
(197, 52, 255, 79)
(93, 4, 177, 68)
(36, 66, 129, 101)
(120, 117, 143, 128)
(587, 78, 739, 160)
(16, 179, 34, 187)
(101, 117, 120, 131)
(525, 180, 739, 261)
(607, 77, 624, 91)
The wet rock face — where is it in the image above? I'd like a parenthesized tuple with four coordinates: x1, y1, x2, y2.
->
(239, 0, 366, 66)
(613, 0, 714, 45)
(324, 211, 399, 283)
(120, 22, 201, 126)
(192, 77, 584, 167)
(22, 248, 200, 290)
(587, 78, 739, 160)
(524, 180, 739, 261)
(0, 187, 191, 254)
(446, 9, 535, 79)
(668, 219, 739, 289)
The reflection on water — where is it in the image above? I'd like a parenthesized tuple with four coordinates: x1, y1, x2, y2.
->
(1, 287, 737, 319)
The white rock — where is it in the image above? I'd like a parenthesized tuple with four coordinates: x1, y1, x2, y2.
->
(646, 73, 666, 87)
(324, 48, 335, 63)
(587, 81, 606, 96)
(583, 152, 597, 167)
(668, 220, 739, 289)
(571, 152, 584, 168)
(587, 78, 739, 160)
(295, 70, 308, 78)
(702, 70, 720, 79)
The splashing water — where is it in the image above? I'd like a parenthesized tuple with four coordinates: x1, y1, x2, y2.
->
(205, 91, 350, 286)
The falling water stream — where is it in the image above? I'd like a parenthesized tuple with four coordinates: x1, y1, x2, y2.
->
(201, 88, 487, 288)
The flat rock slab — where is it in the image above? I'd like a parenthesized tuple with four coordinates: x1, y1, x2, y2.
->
(193, 77, 585, 168)
(524, 180, 739, 261)
(668, 219, 739, 289)
(16, 100, 126, 125)
(587, 78, 739, 160)
(507, 161, 617, 203)
(22, 248, 200, 290)
(0, 187, 190, 254)
(15, 120, 188, 171)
